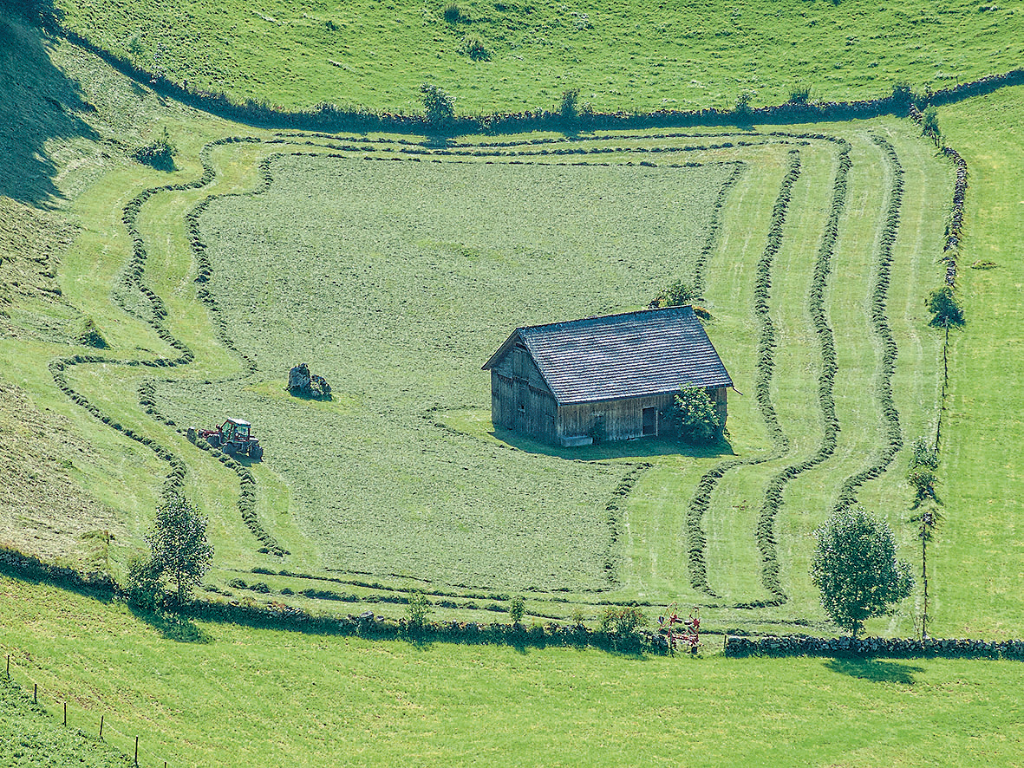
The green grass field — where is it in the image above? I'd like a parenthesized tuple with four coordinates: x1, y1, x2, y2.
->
(51, 0, 1024, 114)
(4, 574, 1024, 768)
(4, 5, 1024, 766)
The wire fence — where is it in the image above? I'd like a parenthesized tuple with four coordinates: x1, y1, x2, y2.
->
(2, 647, 177, 768)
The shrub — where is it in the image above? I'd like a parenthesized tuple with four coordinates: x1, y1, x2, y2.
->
(599, 606, 646, 635)
(76, 317, 109, 349)
(651, 278, 699, 308)
(909, 438, 939, 470)
(407, 590, 432, 629)
(509, 595, 526, 625)
(419, 83, 455, 132)
(921, 105, 941, 145)
(126, 554, 163, 610)
(460, 35, 489, 60)
(443, 3, 466, 24)
(133, 127, 176, 170)
(908, 470, 939, 506)
(559, 87, 580, 124)
(926, 286, 965, 327)
(734, 90, 754, 118)
(665, 387, 721, 445)
(891, 81, 915, 108)
(787, 85, 812, 104)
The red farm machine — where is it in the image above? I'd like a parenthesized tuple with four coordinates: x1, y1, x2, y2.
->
(187, 418, 263, 461)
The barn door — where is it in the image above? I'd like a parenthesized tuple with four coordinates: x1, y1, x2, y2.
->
(642, 407, 658, 436)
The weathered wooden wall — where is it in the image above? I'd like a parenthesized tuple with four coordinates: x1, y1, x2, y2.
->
(490, 346, 557, 442)
(557, 393, 675, 442)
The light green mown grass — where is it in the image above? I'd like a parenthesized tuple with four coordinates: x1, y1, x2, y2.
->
(151, 153, 735, 592)
(3, 574, 1024, 768)
(933, 85, 1024, 639)
(52, 0, 1024, 114)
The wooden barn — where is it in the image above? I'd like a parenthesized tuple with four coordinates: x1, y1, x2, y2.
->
(482, 306, 733, 447)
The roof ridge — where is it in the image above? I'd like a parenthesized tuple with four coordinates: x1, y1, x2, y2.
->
(518, 305, 693, 334)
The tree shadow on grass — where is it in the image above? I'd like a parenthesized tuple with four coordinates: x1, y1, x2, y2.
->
(825, 658, 924, 685)
(129, 606, 213, 644)
(0, 14, 101, 206)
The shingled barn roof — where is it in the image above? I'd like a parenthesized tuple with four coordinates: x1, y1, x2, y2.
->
(482, 306, 733, 405)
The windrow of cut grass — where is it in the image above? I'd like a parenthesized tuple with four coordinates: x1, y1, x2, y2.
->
(17, 122, 947, 636)
(0, 35, 955, 633)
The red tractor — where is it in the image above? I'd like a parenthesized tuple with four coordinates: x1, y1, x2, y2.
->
(188, 418, 263, 461)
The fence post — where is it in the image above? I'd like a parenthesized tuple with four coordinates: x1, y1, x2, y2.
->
(135, 735, 139, 766)
(64, 701, 67, 726)
(33, 683, 37, 703)
(5, 654, 9, 677)
(100, 715, 104, 740)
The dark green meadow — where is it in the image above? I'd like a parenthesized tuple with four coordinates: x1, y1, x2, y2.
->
(3, 4, 1024, 766)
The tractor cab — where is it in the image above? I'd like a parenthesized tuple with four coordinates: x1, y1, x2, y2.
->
(222, 418, 251, 442)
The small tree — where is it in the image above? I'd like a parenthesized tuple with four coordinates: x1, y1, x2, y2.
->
(921, 105, 942, 147)
(910, 503, 943, 639)
(509, 595, 526, 625)
(420, 83, 455, 132)
(665, 386, 721, 445)
(146, 495, 213, 605)
(810, 508, 914, 638)
(926, 286, 965, 327)
(407, 590, 432, 629)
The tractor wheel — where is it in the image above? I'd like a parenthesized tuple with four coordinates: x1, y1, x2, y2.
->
(250, 444, 263, 461)
(206, 433, 221, 448)
(223, 442, 237, 456)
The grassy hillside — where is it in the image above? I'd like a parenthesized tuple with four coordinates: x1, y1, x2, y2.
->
(4, 574, 1024, 768)
(4, 10, 1024, 766)
(0, 674, 131, 767)
(51, 0, 1024, 114)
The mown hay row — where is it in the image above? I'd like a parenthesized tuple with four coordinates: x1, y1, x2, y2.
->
(832, 136, 905, 513)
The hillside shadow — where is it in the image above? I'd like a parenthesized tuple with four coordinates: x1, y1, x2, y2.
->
(826, 658, 923, 685)
(491, 427, 736, 460)
(0, 14, 100, 206)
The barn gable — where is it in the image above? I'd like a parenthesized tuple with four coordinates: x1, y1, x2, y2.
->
(483, 307, 733, 445)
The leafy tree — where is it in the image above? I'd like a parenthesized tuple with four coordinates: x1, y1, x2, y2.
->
(650, 279, 715, 322)
(921, 105, 942, 146)
(810, 508, 914, 638)
(420, 83, 455, 132)
(407, 590, 432, 629)
(599, 606, 646, 635)
(665, 386, 721, 445)
(509, 595, 526, 625)
(926, 286, 964, 327)
(145, 495, 213, 605)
